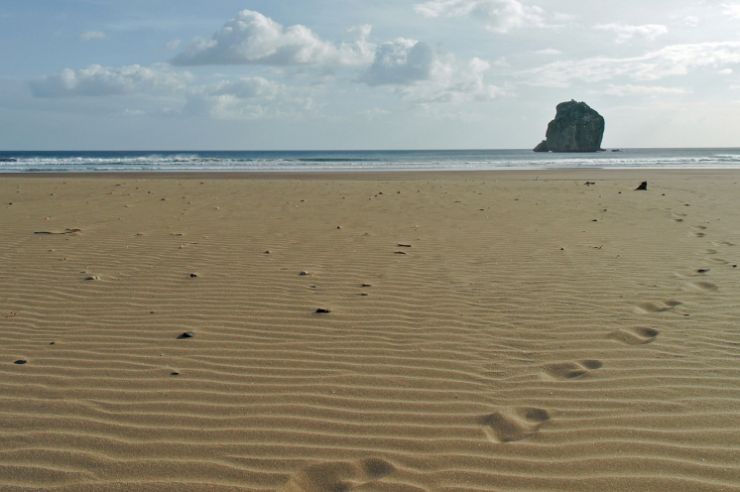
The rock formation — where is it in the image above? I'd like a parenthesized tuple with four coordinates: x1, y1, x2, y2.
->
(533, 100, 605, 153)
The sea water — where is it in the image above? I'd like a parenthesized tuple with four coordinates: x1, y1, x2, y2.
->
(1, 148, 739, 173)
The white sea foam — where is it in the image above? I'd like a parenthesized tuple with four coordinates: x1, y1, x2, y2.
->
(1, 150, 740, 173)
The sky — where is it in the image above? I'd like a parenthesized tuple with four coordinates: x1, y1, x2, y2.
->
(1, 0, 739, 150)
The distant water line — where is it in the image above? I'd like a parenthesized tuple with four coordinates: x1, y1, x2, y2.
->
(1, 149, 740, 173)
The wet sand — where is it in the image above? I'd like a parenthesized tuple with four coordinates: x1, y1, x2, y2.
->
(1, 170, 739, 491)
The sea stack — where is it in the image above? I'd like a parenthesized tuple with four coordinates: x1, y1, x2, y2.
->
(533, 100, 605, 153)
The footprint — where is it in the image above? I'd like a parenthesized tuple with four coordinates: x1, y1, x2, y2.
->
(634, 300, 682, 314)
(543, 360, 603, 380)
(684, 281, 719, 292)
(608, 327, 660, 345)
(280, 457, 395, 492)
(480, 407, 550, 443)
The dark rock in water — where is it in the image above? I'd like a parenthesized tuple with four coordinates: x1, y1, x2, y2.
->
(635, 181, 648, 191)
(533, 140, 549, 152)
(611, 149, 621, 152)
(177, 332, 195, 339)
(0, 158, 17, 162)
(535, 100, 605, 153)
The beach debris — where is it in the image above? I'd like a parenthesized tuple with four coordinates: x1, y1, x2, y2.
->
(397, 243, 412, 248)
(315, 308, 331, 314)
(14, 359, 27, 365)
(264, 250, 272, 254)
(336, 226, 342, 230)
(635, 181, 648, 191)
(84, 275, 101, 281)
(697, 268, 711, 274)
(177, 332, 195, 339)
(299, 271, 310, 276)
(394, 251, 408, 255)
(170, 371, 180, 376)
(360, 293, 369, 297)
(189, 272, 199, 278)
(361, 283, 372, 288)
(585, 181, 596, 186)
(34, 228, 82, 235)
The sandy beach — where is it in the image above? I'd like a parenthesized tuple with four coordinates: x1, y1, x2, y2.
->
(1, 170, 739, 492)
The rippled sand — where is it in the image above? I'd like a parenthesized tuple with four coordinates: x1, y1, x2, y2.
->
(1, 171, 739, 491)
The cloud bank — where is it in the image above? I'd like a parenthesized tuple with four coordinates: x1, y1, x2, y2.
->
(172, 10, 373, 66)
(415, 0, 547, 33)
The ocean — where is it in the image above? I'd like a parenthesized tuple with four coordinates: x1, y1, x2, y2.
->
(1, 148, 739, 173)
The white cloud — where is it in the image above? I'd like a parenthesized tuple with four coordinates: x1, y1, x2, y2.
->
(29, 64, 189, 98)
(722, 3, 740, 18)
(184, 77, 313, 120)
(172, 10, 373, 66)
(165, 39, 182, 51)
(594, 23, 668, 44)
(525, 42, 740, 87)
(80, 31, 106, 42)
(603, 84, 689, 97)
(415, 0, 547, 33)
(682, 15, 700, 28)
(533, 48, 562, 56)
(362, 39, 435, 85)
(401, 56, 505, 104)
(360, 38, 502, 104)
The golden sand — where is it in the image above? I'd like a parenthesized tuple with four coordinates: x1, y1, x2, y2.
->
(1, 171, 739, 491)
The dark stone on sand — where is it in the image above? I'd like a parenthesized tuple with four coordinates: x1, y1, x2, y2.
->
(264, 250, 271, 254)
(170, 371, 180, 376)
(85, 275, 100, 281)
(177, 332, 195, 339)
(635, 181, 648, 191)
(315, 308, 331, 314)
(394, 251, 407, 255)
(697, 268, 711, 274)
(397, 243, 412, 248)
(585, 181, 596, 186)
(361, 283, 372, 288)
(189, 273, 199, 278)
(534, 100, 605, 153)
(299, 271, 310, 276)
(14, 359, 27, 365)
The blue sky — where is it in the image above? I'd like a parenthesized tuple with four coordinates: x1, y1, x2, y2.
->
(1, 0, 739, 149)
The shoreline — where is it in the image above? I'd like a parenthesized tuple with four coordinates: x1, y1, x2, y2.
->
(3, 168, 740, 180)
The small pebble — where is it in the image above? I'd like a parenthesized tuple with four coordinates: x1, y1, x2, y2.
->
(170, 371, 180, 376)
(189, 273, 199, 278)
(14, 359, 27, 365)
(264, 250, 271, 254)
(394, 251, 407, 255)
(361, 283, 372, 288)
(315, 308, 331, 314)
(299, 271, 310, 276)
(697, 268, 711, 274)
(177, 332, 195, 339)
